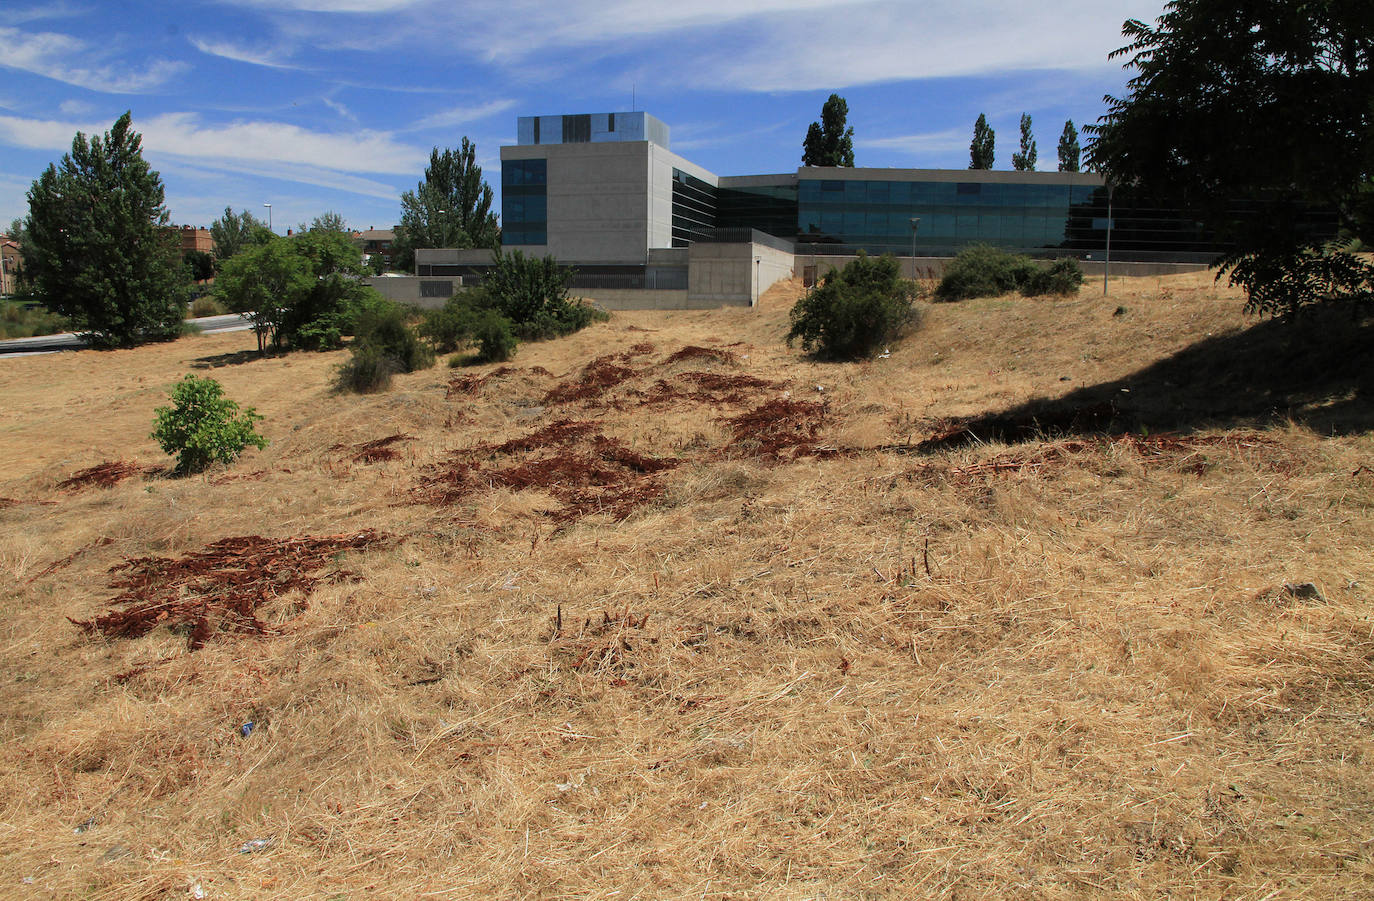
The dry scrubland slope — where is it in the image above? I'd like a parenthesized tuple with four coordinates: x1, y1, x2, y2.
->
(1, 274, 1372, 899)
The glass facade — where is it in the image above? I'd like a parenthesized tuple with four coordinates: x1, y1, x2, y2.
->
(670, 169, 717, 247)
(501, 159, 547, 245)
(794, 178, 1253, 262)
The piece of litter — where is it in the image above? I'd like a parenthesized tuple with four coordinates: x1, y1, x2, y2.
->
(238, 838, 274, 854)
(240, 721, 254, 737)
(190, 881, 205, 899)
(73, 816, 96, 834)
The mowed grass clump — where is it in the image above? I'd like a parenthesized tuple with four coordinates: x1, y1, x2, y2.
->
(0, 272, 1372, 897)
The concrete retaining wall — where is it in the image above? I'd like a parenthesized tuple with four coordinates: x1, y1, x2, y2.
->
(687, 240, 794, 306)
(363, 276, 457, 308)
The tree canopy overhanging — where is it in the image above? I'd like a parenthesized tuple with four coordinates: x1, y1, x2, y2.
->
(1085, 0, 1373, 316)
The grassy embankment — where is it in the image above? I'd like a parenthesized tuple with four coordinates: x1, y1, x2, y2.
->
(1, 272, 1371, 898)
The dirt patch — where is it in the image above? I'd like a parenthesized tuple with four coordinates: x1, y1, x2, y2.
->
(27, 537, 115, 585)
(664, 345, 739, 367)
(57, 461, 158, 491)
(916, 401, 1120, 451)
(721, 398, 831, 462)
(335, 434, 415, 464)
(69, 530, 395, 651)
(447, 366, 554, 398)
(898, 432, 1293, 484)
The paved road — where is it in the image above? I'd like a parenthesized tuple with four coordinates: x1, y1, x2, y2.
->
(0, 314, 254, 356)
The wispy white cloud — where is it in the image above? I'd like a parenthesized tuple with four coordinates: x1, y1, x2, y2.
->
(0, 26, 186, 93)
(862, 128, 969, 156)
(58, 99, 98, 117)
(321, 96, 358, 122)
(405, 99, 516, 132)
(0, 111, 427, 188)
(6, 3, 85, 25)
(214, 0, 426, 12)
(188, 36, 299, 70)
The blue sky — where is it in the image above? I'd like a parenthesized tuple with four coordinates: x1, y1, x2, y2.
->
(0, 0, 1166, 235)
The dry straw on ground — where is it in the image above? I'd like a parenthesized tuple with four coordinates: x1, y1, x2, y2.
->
(1, 272, 1372, 898)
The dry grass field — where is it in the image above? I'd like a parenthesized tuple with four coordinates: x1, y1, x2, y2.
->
(1, 273, 1372, 899)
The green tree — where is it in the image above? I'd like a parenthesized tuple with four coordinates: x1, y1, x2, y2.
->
(22, 112, 189, 347)
(969, 114, 995, 169)
(152, 374, 267, 475)
(1012, 114, 1037, 171)
(214, 229, 378, 352)
(802, 94, 856, 167)
(1085, 0, 1374, 315)
(209, 206, 271, 261)
(1057, 120, 1081, 172)
(391, 139, 499, 272)
(184, 249, 216, 282)
(303, 210, 349, 234)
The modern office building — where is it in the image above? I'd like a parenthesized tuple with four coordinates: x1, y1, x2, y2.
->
(387, 111, 1261, 310)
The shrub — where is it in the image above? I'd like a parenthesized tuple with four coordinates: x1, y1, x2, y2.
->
(336, 344, 396, 393)
(470, 308, 517, 363)
(189, 295, 226, 318)
(1022, 257, 1085, 296)
(151, 375, 267, 475)
(419, 293, 483, 353)
(786, 251, 921, 360)
(354, 303, 434, 373)
(935, 244, 1036, 301)
(935, 245, 1084, 300)
(0, 300, 70, 339)
(482, 250, 607, 340)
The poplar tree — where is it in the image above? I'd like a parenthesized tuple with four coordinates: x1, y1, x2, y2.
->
(969, 114, 995, 169)
(1012, 114, 1037, 171)
(1057, 120, 1081, 172)
(23, 112, 189, 347)
(802, 94, 856, 167)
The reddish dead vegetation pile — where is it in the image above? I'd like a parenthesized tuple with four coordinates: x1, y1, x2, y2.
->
(335, 434, 415, 464)
(57, 461, 157, 491)
(899, 431, 1291, 484)
(643, 371, 784, 407)
(69, 530, 394, 651)
(416, 420, 679, 522)
(542, 355, 642, 405)
(722, 398, 832, 462)
(446, 365, 554, 398)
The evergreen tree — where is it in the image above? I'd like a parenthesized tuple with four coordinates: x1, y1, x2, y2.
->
(802, 94, 856, 167)
(392, 139, 499, 272)
(969, 114, 995, 169)
(23, 112, 188, 347)
(209, 206, 271, 261)
(1057, 120, 1081, 172)
(1012, 114, 1037, 171)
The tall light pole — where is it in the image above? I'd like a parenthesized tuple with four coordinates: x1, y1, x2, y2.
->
(263, 202, 273, 233)
(910, 217, 921, 278)
(1103, 184, 1113, 296)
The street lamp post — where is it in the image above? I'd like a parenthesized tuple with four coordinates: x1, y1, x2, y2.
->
(1103, 184, 1114, 296)
(263, 202, 273, 233)
(910, 218, 921, 278)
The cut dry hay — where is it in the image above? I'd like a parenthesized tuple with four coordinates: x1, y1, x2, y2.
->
(0, 273, 1372, 898)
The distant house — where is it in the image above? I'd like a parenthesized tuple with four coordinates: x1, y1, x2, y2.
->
(354, 228, 396, 267)
(0, 236, 21, 296)
(176, 226, 215, 255)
